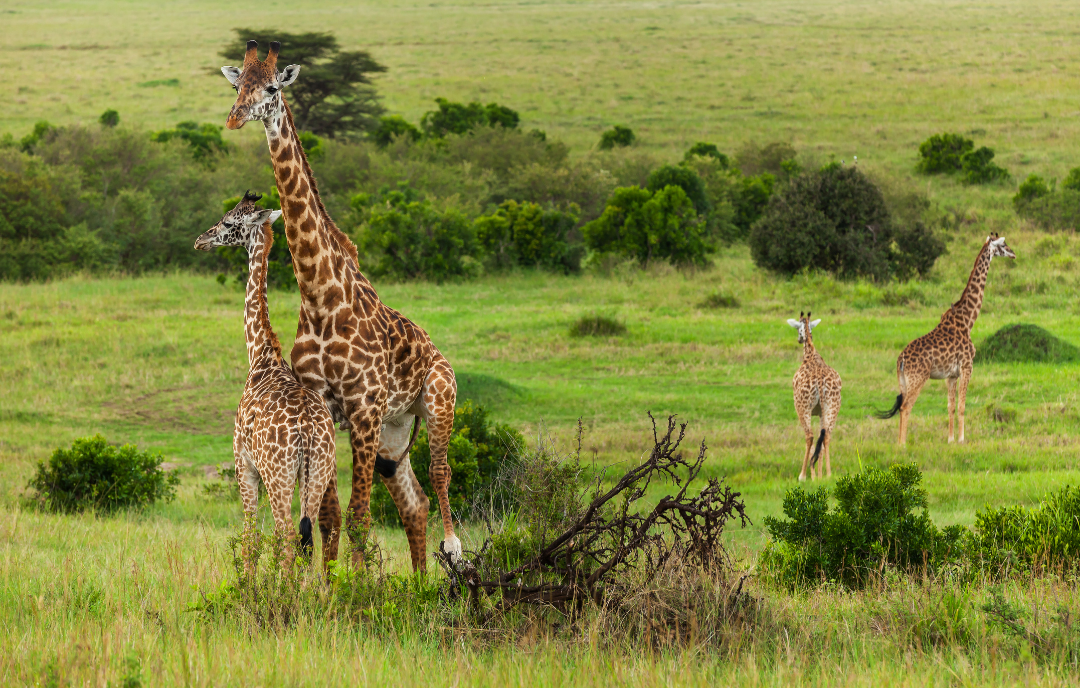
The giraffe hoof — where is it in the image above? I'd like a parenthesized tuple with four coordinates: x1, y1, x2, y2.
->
(441, 535, 463, 564)
(948, 437, 954, 443)
(797, 474, 806, 482)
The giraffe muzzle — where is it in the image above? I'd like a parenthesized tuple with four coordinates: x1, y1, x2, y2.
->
(226, 106, 248, 130)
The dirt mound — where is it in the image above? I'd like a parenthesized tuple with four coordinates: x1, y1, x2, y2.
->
(975, 323, 1079, 364)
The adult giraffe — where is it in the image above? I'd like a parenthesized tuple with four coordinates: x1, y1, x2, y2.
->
(878, 234, 1016, 445)
(221, 40, 461, 569)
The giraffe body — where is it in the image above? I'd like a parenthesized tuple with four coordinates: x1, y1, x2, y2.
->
(787, 313, 842, 481)
(222, 42, 460, 570)
(879, 234, 1016, 445)
(195, 196, 338, 569)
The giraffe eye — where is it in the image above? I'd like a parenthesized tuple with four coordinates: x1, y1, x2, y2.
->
(266, 86, 279, 95)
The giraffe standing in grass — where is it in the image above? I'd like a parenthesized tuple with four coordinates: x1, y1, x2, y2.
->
(788, 312, 842, 481)
(194, 193, 338, 569)
(878, 234, 1016, 445)
(220, 41, 461, 569)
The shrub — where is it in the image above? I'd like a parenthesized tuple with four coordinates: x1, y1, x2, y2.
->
(421, 98, 520, 138)
(372, 115, 421, 147)
(1016, 189, 1080, 231)
(960, 146, 1009, 185)
(646, 164, 710, 218)
(684, 142, 729, 168)
(19, 121, 54, 154)
(1013, 174, 1052, 210)
(27, 435, 180, 514)
(583, 185, 709, 268)
(369, 400, 524, 523)
(151, 121, 229, 163)
(501, 159, 618, 223)
(352, 185, 479, 282)
(969, 485, 1080, 576)
(916, 133, 974, 174)
(761, 463, 964, 589)
(474, 200, 583, 273)
(699, 291, 739, 309)
(749, 164, 943, 281)
(1062, 167, 1080, 192)
(598, 125, 635, 150)
(569, 314, 627, 337)
(98, 109, 120, 128)
(974, 324, 1080, 364)
(734, 141, 796, 177)
(733, 173, 775, 237)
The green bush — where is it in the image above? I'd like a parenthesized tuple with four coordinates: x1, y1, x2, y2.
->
(960, 146, 1009, 185)
(27, 435, 180, 514)
(749, 164, 943, 281)
(98, 109, 120, 128)
(421, 98, 520, 138)
(684, 142, 729, 168)
(352, 184, 479, 282)
(761, 463, 964, 589)
(733, 173, 775, 238)
(151, 121, 229, 163)
(1016, 189, 1080, 231)
(969, 485, 1080, 576)
(370, 400, 524, 523)
(916, 133, 974, 174)
(1013, 174, 1052, 210)
(734, 141, 797, 177)
(583, 185, 709, 268)
(1062, 167, 1080, 192)
(646, 164, 710, 218)
(598, 125, 635, 150)
(474, 200, 583, 273)
(372, 115, 421, 147)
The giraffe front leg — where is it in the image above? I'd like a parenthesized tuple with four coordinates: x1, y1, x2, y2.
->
(237, 458, 261, 579)
(345, 406, 383, 566)
(958, 364, 973, 443)
(946, 377, 957, 443)
(423, 357, 461, 562)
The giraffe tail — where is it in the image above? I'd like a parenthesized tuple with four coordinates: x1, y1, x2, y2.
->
(810, 429, 826, 467)
(876, 394, 904, 420)
(297, 393, 314, 558)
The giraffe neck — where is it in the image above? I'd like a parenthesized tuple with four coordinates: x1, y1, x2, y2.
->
(802, 335, 817, 362)
(947, 241, 993, 333)
(262, 96, 370, 312)
(244, 223, 284, 368)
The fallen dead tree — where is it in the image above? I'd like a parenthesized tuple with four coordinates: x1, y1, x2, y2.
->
(435, 413, 751, 623)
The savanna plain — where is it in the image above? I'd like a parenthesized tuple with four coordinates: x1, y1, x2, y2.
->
(3, 0, 1080, 685)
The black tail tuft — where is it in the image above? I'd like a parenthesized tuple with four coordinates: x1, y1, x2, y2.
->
(811, 429, 826, 467)
(299, 516, 313, 558)
(374, 453, 398, 479)
(876, 394, 903, 420)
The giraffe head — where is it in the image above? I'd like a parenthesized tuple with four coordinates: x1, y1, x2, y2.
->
(194, 191, 282, 253)
(985, 233, 1016, 260)
(221, 40, 300, 130)
(786, 311, 821, 345)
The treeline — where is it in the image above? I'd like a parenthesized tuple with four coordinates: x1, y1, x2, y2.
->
(1, 101, 957, 284)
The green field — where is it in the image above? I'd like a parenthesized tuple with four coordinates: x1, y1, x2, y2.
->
(4, 0, 1080, 685)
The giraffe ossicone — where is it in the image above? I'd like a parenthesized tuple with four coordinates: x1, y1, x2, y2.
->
(221, 40, 463, 571)
(878, 233, 1016, 445)
(195, 196, 341, 571)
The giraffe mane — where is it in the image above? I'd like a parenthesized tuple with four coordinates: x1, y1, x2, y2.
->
(279, 97, 361, 267)
(254, 220, 284, 361)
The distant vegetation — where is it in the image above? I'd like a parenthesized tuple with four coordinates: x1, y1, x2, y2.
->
(916, 132, 1009, 185)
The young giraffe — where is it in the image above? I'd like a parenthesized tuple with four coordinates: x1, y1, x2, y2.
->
(878, 234, 1016, 445)
(787, 312, 842, 481)
(221, 41, 461, 569)
(194, 193, 338, 569)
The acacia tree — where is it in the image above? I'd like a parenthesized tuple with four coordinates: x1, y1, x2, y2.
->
(220, 29, 386, 139)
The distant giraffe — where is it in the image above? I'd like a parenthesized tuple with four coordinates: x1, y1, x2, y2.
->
(787, 312, 842, 481)
(194, 193, 338, 569)
(220, 41, 461, 569)
(878, 234, 1016, 445)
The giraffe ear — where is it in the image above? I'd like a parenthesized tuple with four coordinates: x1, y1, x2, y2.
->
(786, 319, 801, 328)
(278, 64, 301, 88)
(809, 319, 821, 330)
(253, 209, 275, 226)
(268, 210, 283, 225)
(221, 66, 242, 86)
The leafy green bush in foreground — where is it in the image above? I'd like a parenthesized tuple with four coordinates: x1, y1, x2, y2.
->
(970, 486, 1080, 576)
(761, 463, 965, 589)
(28, 435, 180, 514)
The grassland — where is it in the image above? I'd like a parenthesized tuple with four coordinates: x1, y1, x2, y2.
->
(5, 0, 1080, 685)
